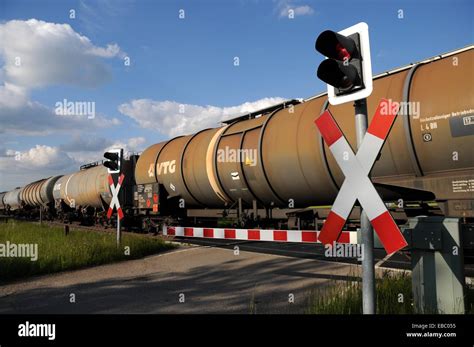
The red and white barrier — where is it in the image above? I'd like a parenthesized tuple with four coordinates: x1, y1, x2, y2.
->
(163, 226, 358, 244)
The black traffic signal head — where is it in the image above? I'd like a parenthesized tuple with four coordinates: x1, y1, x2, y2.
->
(104, 152, 119, 161)
(315, 30, 363, 94)
(314, 23, 373, 105)
(103, 149, 122, 173)
(315, 30, 360, 61)
(103, 159, 119, 171)
(317, 59, 361, 91)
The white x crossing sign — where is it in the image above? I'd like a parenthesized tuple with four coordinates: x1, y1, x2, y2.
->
(315, 98, 408, 254)
(107, 173, 125, 220)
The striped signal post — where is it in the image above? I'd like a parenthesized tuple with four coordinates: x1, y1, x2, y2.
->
(107, 173, 125, 247)
(315, 98, 408, 313)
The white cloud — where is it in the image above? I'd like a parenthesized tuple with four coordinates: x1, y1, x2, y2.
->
(126, 137, 146, 150)
(118, 97, 288, 137)
(275, 1, 315, 18)
(0, 145, 79, 191)
(0, 136, 144, 191)
(15, 145, 77, 169)
(0, 19, 124, 89)
(105, 136, 147, 156)
(0, 19, 123, 135)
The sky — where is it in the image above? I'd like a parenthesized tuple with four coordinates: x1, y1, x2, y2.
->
(0, 0, 473, 191)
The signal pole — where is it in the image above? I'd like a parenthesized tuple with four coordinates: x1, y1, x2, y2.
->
(314, 23, 376, 313)
(103, 148, 124, 249)
(117, 209, 121, 248)
(354, 98, 376, 314)
(315, 22, 407, 314)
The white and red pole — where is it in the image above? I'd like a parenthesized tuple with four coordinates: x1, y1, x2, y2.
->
(315, 98, 408, 313)
(108, 173, 125, 248)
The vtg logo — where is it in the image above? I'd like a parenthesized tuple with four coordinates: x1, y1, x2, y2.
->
(157, 160, 176, 175)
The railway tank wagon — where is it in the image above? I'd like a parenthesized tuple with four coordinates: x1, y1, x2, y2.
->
(134, 46, 474, 228)
(53, 164, 112, 223)
(3, 188, 23, 212)
(52, 159, 137, 225)
(20, 176, 63, 214)
(54, 166, 111, 208)
(0, 192, 7, 211)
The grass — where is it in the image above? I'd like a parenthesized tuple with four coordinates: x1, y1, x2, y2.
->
(307, 271, 414, 314)
(0, 220, 177, 282)
(307, 271, 474, 314)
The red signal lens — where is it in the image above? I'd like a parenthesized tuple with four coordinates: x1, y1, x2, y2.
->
(335, 43, 351, 61)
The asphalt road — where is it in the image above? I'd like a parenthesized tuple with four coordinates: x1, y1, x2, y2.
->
(1, 238, 472, 314)
(174, 237, 474, 277)
(0, 244, 367, 314)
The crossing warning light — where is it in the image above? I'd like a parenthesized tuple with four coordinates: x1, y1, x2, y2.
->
(315, 22, 373, 105)
(104, 148, 123, 174)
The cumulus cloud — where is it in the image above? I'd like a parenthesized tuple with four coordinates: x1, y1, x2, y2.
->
(0, 135, 145, 191)
(0, 19, 124, 89)
(50, 136, 146, 170)
(275, 0, 315, 18)
(105, 136, 147, 156)
(0, 19, 123, 135)
(14, 145, 77, 170)
(118, 97, 288, 137)
(0, 145, 79, 191)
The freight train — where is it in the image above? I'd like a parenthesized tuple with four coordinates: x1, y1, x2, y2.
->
(1, 46, 473, 236)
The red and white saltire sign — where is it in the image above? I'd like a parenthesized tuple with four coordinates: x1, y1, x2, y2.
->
(107, 173, 125, 220)
(314, 98, 408, 254)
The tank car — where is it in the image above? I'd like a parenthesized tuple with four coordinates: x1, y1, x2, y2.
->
(134, 46, 474, 230)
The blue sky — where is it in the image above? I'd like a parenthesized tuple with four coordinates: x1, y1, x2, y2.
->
(0, 0, 473, 190)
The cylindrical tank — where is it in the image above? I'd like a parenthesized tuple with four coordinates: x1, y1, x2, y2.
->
(53, 166, 111, 209)
(0, 192, 6, 210)
(21, 176, 62, 207)
(21, 179, 45, 206)
(135, 46, 474, 209)
(3, 188, 23, 210)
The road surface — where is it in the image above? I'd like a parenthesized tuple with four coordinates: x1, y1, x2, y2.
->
(0, 244, 364, 314)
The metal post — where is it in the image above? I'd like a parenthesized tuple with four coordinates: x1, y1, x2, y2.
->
(252, 199, 258, 221)
(117, 214, 121, 248)
(116, 176, 121, 248)
(238, 198, 243, 219)
(354, 98, 376, 314)
(39, 207, 43, 226)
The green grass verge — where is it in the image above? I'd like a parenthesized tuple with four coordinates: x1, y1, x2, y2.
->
(307, 271, 474, 314)
(307, 271, 413, 314)
(0, 220, 177, 282)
